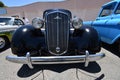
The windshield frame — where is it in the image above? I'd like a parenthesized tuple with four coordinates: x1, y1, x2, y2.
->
(115, 2, 120, 14)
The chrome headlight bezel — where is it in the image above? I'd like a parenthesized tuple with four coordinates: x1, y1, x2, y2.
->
(32, 17, 44, 29)
(72, 17, 83, 29)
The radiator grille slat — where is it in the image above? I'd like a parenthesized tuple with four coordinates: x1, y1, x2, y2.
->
(45, 12, 70, 55)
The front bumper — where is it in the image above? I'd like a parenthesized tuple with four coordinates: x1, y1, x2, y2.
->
(6, 51, 105, 69)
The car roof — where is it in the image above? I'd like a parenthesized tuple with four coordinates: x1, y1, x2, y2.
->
(102, 0, 119, 7)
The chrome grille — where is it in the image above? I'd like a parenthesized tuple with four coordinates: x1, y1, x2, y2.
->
(45, 12, 70, 55)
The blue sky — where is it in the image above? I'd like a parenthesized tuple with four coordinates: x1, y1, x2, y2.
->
(1, 0, 65, 7)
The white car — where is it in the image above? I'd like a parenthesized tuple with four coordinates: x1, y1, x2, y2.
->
(0, 17, 24, 50)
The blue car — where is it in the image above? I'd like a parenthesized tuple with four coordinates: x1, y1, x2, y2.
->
(84, 0, 120, 52)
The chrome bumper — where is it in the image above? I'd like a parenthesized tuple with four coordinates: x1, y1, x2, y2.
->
(6, 51, 105, 69)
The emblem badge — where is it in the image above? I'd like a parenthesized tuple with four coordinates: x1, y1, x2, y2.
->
(56, 47, 60, 53)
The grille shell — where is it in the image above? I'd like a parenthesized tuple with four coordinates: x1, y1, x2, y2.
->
(45, 11, 71, 55)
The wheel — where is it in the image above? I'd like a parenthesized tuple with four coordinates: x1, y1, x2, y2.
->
(0, 37, 9, 50)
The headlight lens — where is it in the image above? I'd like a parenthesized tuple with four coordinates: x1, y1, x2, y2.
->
(32, 17, 44, 29)
(72, 17, 83, 29)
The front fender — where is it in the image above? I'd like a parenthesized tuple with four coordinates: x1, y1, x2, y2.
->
(11, 25, 45, 56)
(72, 26, 101, 53)
(0, 31, 14, 41)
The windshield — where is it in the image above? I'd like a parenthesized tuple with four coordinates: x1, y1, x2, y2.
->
(0, 18, 12, 25)
(99, 2, 116, 17)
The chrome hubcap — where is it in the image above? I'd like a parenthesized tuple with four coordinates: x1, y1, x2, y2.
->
(0, 37, 5, 49)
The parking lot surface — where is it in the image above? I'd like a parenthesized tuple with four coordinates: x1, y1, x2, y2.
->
(0, 46, 120, 80)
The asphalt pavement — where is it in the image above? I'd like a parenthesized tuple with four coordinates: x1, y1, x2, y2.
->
(0, 45, 120, 80)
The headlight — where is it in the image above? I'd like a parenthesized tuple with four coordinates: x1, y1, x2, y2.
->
(72, 17, 83, 29)
(32, 17, 44, 29)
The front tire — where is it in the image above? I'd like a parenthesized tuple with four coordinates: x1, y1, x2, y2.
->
(0, 37, 9, 50)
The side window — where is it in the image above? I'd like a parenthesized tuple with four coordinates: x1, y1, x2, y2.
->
(13, 19, 24, 25)
(99, 2, 116, 17)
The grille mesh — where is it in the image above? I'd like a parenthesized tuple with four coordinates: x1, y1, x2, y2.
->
(45, 12, 70, 55)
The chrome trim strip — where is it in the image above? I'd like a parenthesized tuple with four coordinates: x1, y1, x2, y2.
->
(6, 51, 105, 69)
(0, 28, 16, 33)
(56, 12, 59, 51)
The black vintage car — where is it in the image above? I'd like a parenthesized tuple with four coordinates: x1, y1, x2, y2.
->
(6, 9, 105, 69)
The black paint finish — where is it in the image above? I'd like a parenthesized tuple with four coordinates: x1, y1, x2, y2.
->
(11, 9, 101, 56)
